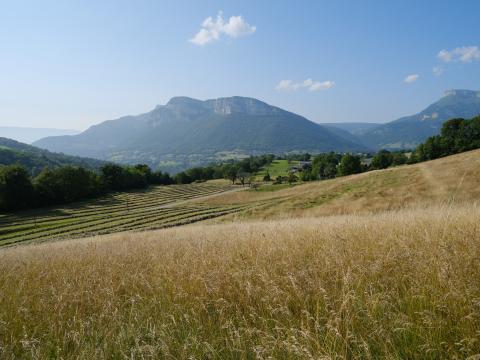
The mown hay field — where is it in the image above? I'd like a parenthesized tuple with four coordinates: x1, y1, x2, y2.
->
(0, 203, 479, 358)
(0, 182, 244, 246)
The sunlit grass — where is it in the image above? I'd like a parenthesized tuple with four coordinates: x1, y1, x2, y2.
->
(1, 202, 479, 358)
(255, 159, 297, 179)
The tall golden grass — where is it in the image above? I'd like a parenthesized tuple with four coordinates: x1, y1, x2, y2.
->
(1, 202, 479, 358)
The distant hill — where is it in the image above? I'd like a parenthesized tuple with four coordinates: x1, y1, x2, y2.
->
(0, 127, 80, 144)
(321, 124, 374, 147)
(34, 96, 369, 173)
(357, 89, 480, 149)
(0, 137, 106, 176)
(321, 122, 380, 135)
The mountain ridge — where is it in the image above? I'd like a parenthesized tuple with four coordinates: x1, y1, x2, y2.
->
(0, 127, 80, 144)
(357, 89, 480, 149)
(34, 96, 369, 173)
(0, 137, 106, 176)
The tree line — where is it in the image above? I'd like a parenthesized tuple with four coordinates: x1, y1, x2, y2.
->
(0, 155, 274, 212)
(172, 154, 274, 185)
(0, 164, 171, 211)
(411, 116, 480, 162)
(295, 152, 366, 182)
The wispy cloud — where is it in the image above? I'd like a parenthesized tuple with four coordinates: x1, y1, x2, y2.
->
(438, 46, 480, 63)
(190, 12, 256, 46)
(432, 66, 444, 77)
(404, 74, 419, 84)
(275, 78, 335, 92)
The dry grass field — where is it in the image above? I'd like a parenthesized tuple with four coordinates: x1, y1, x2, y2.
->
(1, 151, 480, 358)
(0, 203, 479, 358)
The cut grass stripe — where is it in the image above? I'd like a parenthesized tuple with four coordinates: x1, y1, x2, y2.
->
(0, 183, 247, 246)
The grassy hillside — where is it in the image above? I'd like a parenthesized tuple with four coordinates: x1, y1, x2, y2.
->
(2, 149, 480, 246)
(204, 149, 480, 219)
(0, 203, 479, 358)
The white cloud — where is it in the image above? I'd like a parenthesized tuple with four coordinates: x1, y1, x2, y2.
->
(309, 80, 335, 91)
(275, 80, 295, 91)
(432, 66, 444, 77)
(275, 78, 335, 92)
(190, 12, 256, 46)
(437, 46, 480, 63)
(404, 74, 419, 84)
(438, 49, 453, 63)
(223, 15, 256, 38)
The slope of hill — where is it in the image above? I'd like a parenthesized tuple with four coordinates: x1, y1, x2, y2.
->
(3, 148, 479, 244)
(322, 124, 371, 145)
(33, 97, 369, 172)
(1, 151, 480, 358)
(358, 89, 480, 149)
(0, 137, 106, 175)
(0, 126, 80, 144)
(204, 148, 480, 219)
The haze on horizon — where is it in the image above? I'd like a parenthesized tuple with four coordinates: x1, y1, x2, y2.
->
(0, 0, 479, 131)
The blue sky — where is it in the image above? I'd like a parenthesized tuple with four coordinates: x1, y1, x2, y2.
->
(0, 0, 479, 130)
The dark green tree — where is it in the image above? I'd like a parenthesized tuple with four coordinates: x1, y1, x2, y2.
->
(337, 154, 362, 176)
(391, 152, 408, 166)
(174, 171, 192, 184)
(35, 166, 101, 205)
(134, 164, 153, 182)
(312, 152, 341, 180)
(299, 169, 313, 181)
(223, 164, 238, 184)
(0, 165, 34, 211)
(371, 150, 393, 170)
(100, 164, 126, 191)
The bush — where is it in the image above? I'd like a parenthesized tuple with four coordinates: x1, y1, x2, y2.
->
(263, 171, 271, 182)
(274, 176, 284, 184)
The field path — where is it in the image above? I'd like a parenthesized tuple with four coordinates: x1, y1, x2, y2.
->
(417, 162, 449, 197)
